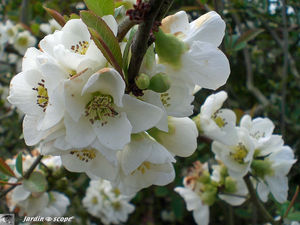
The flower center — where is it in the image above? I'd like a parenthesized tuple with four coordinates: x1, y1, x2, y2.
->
(251, 131, 266, 140)
(161, 93, 171, 107)
(70, 149, 96, 162)
(135, 161, 151, 175)
(212, 110, 227, 128)
(85, 92, 119, 125)
(71, 41, 89, 55)
(32, 79, 48, 112)
(17, 36, 29, 46)
(7, 28, 15, 37)
(91, 196, 98, 204)
(230, 143, 248, 164)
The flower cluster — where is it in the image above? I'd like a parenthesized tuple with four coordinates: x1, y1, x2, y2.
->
(0, 20, 36, 56)
(5, 151, 70, 217)
(7, 9, 230, 196)
(175, 91, 297, 225)
(83, 179, 135, 224)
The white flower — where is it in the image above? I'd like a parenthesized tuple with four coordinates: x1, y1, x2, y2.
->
(40, 128, 119, 181)
(240, 115, 275, 145)
(115, 132, 176, 195)
(83, 179, 135, 225)
(196, 91, 238, 145)
(3, 20, 18, 43)
(212, 128, 255, 178)
(159, 11, 230, 90)
(40, 18, 117, 72)
(40, 19, 62, 34)
(255, 145, 296, 203)
(148, 116, 198, 157)
(39, 191, 70, 217)
(175, 187, 209, 225)
(7, 48, 65, 145)
(14, 31, 37, 55)
(63, 67, 163, 150)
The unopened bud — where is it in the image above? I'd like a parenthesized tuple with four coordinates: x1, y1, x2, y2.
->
(201, 188, 217, 206)
(224, 177, 237, 193)
(251, 160, 273, 178)
(148, 72, 171, 93)
(135, 73, 150, 90)
(198, 171, 211, 184)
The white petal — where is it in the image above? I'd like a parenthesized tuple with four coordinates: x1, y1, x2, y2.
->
(22, 47, 42, 71)
(102, 15, 118, 36)
(122, 94, 163, 133)
(193, 205, 209, 225)
(174, 187, 202, 211)
(179, 41, 230, 89)
(161, 11, 190, 35)
(266, 176, 288, 203)
(257, 181, 269, 202)
(12, 185, 31, 202)
(64, 113, 96, 148)
(82, 68, 125, 107)
(92, 112, 132, 150)
(186, 11, 225, 47)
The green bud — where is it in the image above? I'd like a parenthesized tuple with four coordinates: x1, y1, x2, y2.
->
(198, 171, 211, 184)
(155, 29, 188, 69)
(148, 72, 171, 93)
(192, 115, 203, 133)
(224, 177, 237, 193)
(201, 188, 217, 206)
(251, 159, 274, 178)
(135, 73, 150, 90)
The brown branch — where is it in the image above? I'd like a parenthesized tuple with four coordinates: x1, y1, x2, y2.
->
(280, 0, 289, 138)
(284, 185, 300, 218)
(127, 0, 166, 85)
(117, 17, 137, 42)
(244, 175, 278, 225)
(0, 155, 43, 199)
(230, 10, 270, 108)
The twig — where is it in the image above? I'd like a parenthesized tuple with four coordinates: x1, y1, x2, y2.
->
(117, 17, 137, 42)
(244, 175, 278, 225)
(154, 0, 174, 23)
(20, 0, 29, 25)
(280, 0, 289, 138)
(127, 0, 165, 84)
(0, 155, 44, 199)
(283, 185, 300, 218)
(230, 9, 270, 108)
(23, 155, 43, 179)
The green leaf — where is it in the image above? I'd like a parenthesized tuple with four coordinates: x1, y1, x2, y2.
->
(80, 11, 123, 76)
(171, 193, 184, 220)
(287, 212, 300, 221)
(23, 171, 47, 193)
(84, 0, 114, 17)
(236, 28, 264, 46)
(0, 157, 15, 177)
(44, 7, 66, 27)
(16, 152, 23, 176)
(122, 28, 136, 81)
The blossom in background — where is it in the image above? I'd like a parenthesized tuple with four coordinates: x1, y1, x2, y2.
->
(194, 91, 237, 145)
(83, 179, 135, 225)
(212, 127, 255, 178)
(3, 20, 18, 43)
(13, 30, 37, 55)
(5, 152, 69, 217)
(40, 19, 62, 34)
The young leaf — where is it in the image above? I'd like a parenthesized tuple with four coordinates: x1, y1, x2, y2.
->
(84, 0, 114, 17)
(44, 7, 66, 27)
(0, 157, 15, 177)
(287, 212, 300, 221)
(23, 171, 47, 193)
(16, 152, 23, 176)
(80, 11, 123, 76)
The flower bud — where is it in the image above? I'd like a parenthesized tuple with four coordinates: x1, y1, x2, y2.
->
(148, 72, 171, 93)
(251, 160, 273, 178)
(155, 29, 188, 69)
(192, 115, 202, 133)
(224, 177, 237, 193)
(198, 171, 211, 184)
(135, 73, 150, 90)
(201, 188, 217, 206)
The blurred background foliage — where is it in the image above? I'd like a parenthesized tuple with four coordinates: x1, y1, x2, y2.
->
(0, 0, 299, 224)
